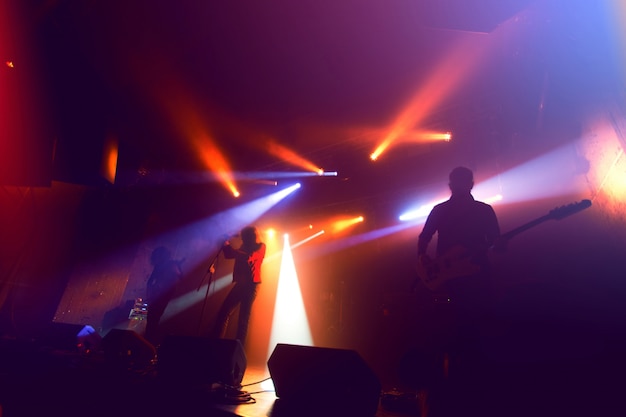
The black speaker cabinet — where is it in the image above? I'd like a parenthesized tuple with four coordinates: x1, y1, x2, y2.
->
(268, 344, 381, 416)
(157, 336, 246, 387)
(101, 329, 156, 370)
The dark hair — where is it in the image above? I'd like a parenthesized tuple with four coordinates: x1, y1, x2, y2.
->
(150, 246, 171, 266)
(448, 166, 474, 193)
(240, 226, 261, 250)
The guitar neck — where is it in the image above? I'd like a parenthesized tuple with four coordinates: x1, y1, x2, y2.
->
(499, 199, 592, 243)
(501, 215, 551, 242)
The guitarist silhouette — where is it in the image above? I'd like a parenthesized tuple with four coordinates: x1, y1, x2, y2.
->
(415, 167, 503, 389)
(417, 167, 502, 294)
(413, 167, 592, 414)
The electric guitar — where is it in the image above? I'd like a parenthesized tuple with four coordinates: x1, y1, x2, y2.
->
(416, 199, 592, 291)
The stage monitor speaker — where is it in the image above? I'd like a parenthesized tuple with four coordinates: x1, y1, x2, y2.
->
(157, 336, 246, 387)
(268, 343, 381, 416)
(101, 329, 156, 370)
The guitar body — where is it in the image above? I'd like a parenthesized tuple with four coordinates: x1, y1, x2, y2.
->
(417, 246, 482, 292)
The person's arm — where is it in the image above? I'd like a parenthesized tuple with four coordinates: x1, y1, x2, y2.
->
(224, 241, 266, 264)
(222, 241, 248, 260)
(248, 243, 266, 264)
(417, 236, 430, 257)
(415, 211, 439, 288)
(248, 243, 266, 283)
(417, 209, 438, 256)
(485, 206, 506, 252)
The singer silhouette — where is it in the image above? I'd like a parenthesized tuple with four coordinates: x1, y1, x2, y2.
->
(211, 226, 266, 346)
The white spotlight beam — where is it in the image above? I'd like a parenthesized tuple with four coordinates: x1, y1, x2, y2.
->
(268, 234, 313, 354)
(264, 230, 325, 263)
(290, 230, 325, 250)
(399, 197, 447, 222)
(234, 171, 337, 179)
(215, 183, 301, 236)
(474, 143, 588, 204)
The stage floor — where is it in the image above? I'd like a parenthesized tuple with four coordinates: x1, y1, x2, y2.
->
(209, 365, 423, 417)
(1, 336, 625, 417)
(0, 339, 414, 417)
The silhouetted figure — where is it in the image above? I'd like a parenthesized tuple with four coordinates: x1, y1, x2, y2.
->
(212, 226, 266, 346)
(417, 166, 501, 306)
(145, 246, 182, 346)
(415, 167, 503, 414)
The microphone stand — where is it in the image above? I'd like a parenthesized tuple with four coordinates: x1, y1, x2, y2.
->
(197, 245, 223, 336)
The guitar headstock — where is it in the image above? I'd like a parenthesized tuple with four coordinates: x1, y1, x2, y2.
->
(548, 199, 592, 220)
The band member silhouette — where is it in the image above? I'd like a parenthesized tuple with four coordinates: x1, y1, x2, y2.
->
(410, 167, 505, 414)
(145, 246, 182, 346)
(211, 226, 266, 346)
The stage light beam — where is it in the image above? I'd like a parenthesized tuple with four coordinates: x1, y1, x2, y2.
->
(266, 139, 322, 174)
(268, 234, 313, 354)
(399, 198, 447, 222)
(332, 216, 365, 234)
(371, 14, 520, 160)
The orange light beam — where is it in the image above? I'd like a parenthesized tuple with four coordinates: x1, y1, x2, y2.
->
(169, 98, 239, 197)
(371, 26, 510, 160)
(129, 67, 240, 197)
(102, 134, 118, 184)
(371, 42, 483, 159)
(331, 216, 365, 234)
(265, 139, 321, 173)
(194, 133, 240, 197)
(402, 131, 453, 142)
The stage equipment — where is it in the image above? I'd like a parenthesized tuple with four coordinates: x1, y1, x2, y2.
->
(157, 336, 246, 387)
(268, 343, 381, 416)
